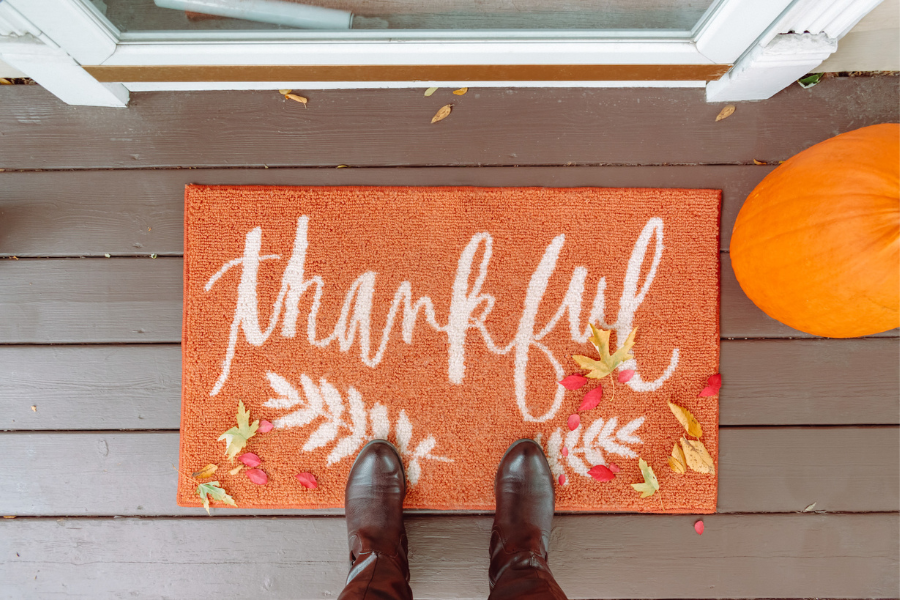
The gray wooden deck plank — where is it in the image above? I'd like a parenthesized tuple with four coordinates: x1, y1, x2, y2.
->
(0, 76, 896, 170)
(0, 165, 773, 257)
(1, 514, 897, 599)
(0, 428, 895, 516)
(1, 339, 896, 431)
(2, 256, 896, 344)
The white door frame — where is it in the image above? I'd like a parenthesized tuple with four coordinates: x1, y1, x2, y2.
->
(0, 0, 884, 106)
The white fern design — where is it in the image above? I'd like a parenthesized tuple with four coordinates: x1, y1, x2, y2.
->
(264, 372, 451, 485)
(537, 416, 644, 485)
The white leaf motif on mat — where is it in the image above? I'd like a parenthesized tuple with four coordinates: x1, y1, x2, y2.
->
(265, 372, 451, 486)
(541, 415, 644, 480)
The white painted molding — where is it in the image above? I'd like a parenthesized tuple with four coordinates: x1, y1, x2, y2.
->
(706, 32, 837, 102)
(706, 0, 885, 102)
(0, 35, 128, 107)
(694, 0, 794, 63)
(5, 0, 118, 64)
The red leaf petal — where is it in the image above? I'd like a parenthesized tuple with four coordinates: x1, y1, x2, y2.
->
(258, 420, 274, 433)
(588, 465, 616, 482)
(694, 520, 704, 535)
(618, 369, 635, 383)
(239, 452, 261, 468)
(577, 386, 603, 411)
(296, 472, 318, 489)
(246, 468, 267, 485)
(608, 462, 621, 473)
(561, 446, 569, 457)
(567, 414, 580, 431)
(699, 373, 722, 397)
(558, 374, 588, 391)
(558, 474, 566, 485)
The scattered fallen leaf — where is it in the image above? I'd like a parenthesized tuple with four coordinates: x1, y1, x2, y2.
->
(453, 87, 468, 95)
(667, 402, 703, 438)
(30, 405, 36, 412)
(286, 93, 308, 108)
(567, 414, 580, 431)
(608, 462, 621, 473)
(278, 88, 292, 95)
(239, 452, 261, 468)
(573, 324, 637, 379)
(0, 78, 11, 85)
(246, 468, 268, 485)
(558, 374, 588, 390)
(558, 474, 566, 485)
(797, 72, 824, 88)
(618, 369, 635, 383)
(803, 502, 817, 512)
(631, 458, 659, 498)
(3, 515, 16, 518)
(258, 420, 274, 433)
(715, 104, 735, 122)
(196, 481, 236, 514)
(680, 437, 715, 475)
(150, 254, 157, 259)
(191, 464, 218, 479)
(104, 253, 111, 258)
(588, 464, 616, 482)
(561, 446, 569, 457)
(668, 442, 687, 474)
(699, 373, 722, 397)
(336, 164, 348, 168)
(578, 386, 603, 411)
(694, 520, 704, 535)
(296, 472, 318, 489)
(752, 159, 767, 165)
(217, 400, 260, 462)
(424, 87, 438, 96)
(228, 464, 243, 475)
(431, 104, 452, 123)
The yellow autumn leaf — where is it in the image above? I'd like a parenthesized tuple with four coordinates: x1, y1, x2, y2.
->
(228, 464, 243, 475)
(668, 442, 686, 474)
(278, 89, 292, 95)
(680, 437, 715, 475)
(192, 464, 218, 479)
(453, 87, 468, 95)
(424, 87, 438, 96)
(573, 325, 637, 379)
(431, 105, 452, 123)
(753, 159, 767, 165)
(667, 401, 703, 438)
(631, 458, 659, 498)
(286, 93, 308, 108)
(217, 400, 259, 462)
(715, 104, 735, 121)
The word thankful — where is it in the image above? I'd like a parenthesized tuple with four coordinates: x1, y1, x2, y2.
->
(204, 216, 679, 422)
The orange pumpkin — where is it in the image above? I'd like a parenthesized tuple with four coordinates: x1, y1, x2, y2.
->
(730, 123, 899, 338)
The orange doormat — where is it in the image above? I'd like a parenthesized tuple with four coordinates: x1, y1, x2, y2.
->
(179, 185, 720, 513)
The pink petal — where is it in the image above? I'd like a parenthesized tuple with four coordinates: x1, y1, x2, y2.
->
(588, 465, 616, 482)
(561, 446, 569, 457)
(558, 374, 588, 391)
(567, 414, 580, 431)
(577, 386, 603, 411)
(694, 520, 704, 535)
(608, 462, 621, 473)
(558, 474, 566, 485)
(258, 420, 274, 433)
(296, 472, 318, 489)
(246, 468, 268, 485)
(239, 452, 261, 468)
(699, 373, 722, 397)
(618, 369, 635, 383)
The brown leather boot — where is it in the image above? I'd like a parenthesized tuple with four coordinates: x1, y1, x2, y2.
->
(337, 440, 412, 600)
(488, 438, 568, 600)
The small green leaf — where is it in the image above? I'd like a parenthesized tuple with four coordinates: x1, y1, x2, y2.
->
(631, 458, 659, 498)
(196, 481, 236, 514)
(798, 73, 824, 89)
(424, 87, 438, 97)
(217, 400, 259, 461)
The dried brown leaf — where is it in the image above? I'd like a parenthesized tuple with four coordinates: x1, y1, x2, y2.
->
(680, 437, 715, 475)
(752, 159, 767, 165)
(715, 104, 735, 121)
(192, 463, 218, 479)
(453, 87, 468, 95)
(431, 104, 452, 123)
(286, 93, 308, 108)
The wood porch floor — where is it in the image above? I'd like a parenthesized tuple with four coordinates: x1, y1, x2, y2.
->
(0, 76, 898, 599)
